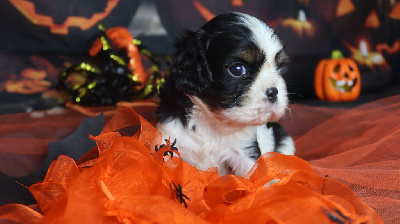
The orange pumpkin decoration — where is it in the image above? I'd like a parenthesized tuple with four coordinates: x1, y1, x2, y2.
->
(314, 50, 361, 101)
(8, 0, 120, 34)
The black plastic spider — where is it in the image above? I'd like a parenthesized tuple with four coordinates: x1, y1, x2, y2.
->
(322, 208, 352, 224)
(155, 138, 178, 158)
(171, 183, 190, 208)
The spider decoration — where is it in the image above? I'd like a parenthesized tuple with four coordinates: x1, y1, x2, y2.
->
(322, 207, 352, 224)
(156, 140, 190, 207)
(171, 182, 190, 208)
(154, 138, 179, 159)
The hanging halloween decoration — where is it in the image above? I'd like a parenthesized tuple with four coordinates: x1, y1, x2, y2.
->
(336, 0, 356, 17)
(58, 24, 166, 106)
(314, 50, 361, 101)
(365, 10, 381, 28)
(8, 0, 120, 34)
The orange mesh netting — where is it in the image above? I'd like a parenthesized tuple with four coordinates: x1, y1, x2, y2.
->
(0, 106, 383, 223)
(288, 96, 400, 224)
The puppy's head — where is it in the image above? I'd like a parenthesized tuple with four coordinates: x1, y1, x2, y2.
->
(170, 12, 290, 126)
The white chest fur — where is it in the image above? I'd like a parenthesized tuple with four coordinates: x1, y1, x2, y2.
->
(156, 115, 277, 176)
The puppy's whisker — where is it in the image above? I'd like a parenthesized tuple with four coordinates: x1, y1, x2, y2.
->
(283, 106, 294, 124)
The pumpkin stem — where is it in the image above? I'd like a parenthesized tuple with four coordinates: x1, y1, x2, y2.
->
(331, 50, 344, 59)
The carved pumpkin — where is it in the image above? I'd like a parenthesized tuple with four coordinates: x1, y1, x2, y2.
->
(1, 0, 139, 53)
(156, 0, 290, 39)
(8, 0, 120, 34)
(314, 50, 361, 101)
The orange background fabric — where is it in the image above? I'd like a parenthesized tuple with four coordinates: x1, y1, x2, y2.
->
(0, 96, 399, 223)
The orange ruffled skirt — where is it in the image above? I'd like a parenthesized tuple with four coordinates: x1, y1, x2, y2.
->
(0, 107, 382, 223)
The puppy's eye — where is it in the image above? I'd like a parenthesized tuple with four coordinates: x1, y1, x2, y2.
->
(228, 64, 247, 76)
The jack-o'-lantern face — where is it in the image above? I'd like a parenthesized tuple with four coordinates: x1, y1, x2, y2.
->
(157, 0, 289, 39)
(8, 0, 119, 34)
(327, 60, 359, 93)
(315, 57, 361, 101)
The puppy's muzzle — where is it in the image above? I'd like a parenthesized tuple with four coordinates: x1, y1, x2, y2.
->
(266, 87, 278, 103)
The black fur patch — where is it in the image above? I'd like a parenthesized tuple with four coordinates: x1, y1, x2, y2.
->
(275, 49, 290, 75)
(244, 140, 262, 160)
(156, 83, 193, 127)
(198, 13, 266, 110)
(267, 122, 290, 151)
(157, 12, 267, 126)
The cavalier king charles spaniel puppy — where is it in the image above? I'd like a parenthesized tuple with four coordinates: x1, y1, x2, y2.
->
(156, 12, 295, 177)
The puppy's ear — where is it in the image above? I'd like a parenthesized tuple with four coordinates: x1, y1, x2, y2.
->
(171, 29, 211, 96)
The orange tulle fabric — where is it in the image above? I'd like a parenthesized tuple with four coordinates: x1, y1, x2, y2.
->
(0, 106, 382, 223)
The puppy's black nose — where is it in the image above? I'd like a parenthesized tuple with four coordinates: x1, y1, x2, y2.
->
(266, 87, 278, 103)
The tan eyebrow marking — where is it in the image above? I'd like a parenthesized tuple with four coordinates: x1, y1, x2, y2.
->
(239, 49, 263, 64)
(275, 49, 289, 65)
